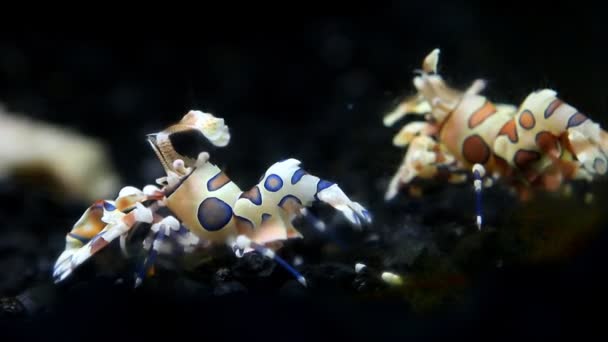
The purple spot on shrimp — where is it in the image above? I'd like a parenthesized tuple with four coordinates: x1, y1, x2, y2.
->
(314, 179, 335, 200)
(234, 215, 254, 230)
(291, 169, 307, 184)
(197, 197, 233, 232)
(68, 233, 90, 244)
(316, 179, 334, 193)
(264, 174, 284, 192)
(544, 99, 563, 118)
(240, 186, 262, 205)
(567, 112, 588, 128)
(261, 213, 272, 223)
(278, 195, 302, 207)
(207, 171, 231, 191)
(278, 195, 302, 214)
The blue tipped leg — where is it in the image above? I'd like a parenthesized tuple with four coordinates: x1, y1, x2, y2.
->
(135, 231, 163, 287)
(133, 216, 181, 288)
(251, 242, 307, 287)
(234, 235, 307, 287)
(472, 164, 485, 230)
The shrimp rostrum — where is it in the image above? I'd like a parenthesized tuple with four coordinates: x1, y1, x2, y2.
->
(53, 110, 372, 287)
(384, 49, 608, 229)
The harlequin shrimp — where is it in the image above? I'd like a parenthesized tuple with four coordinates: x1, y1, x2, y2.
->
(383, 49, 608, 229)
(52, 110, 372, 287)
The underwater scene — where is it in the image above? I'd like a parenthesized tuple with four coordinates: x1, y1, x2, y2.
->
(1, 4, 607, 341)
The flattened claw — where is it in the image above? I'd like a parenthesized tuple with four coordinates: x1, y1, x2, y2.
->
(348, 201, 373, 224)
(392, 121, 435, 148)
(52, 251, 75, 282)
(53, 223, 122, 283)
(52, 203, 156, 284)
(383, 95, 432, 127)
(315, 184, 371, 226)
(568, 126, 608, 176)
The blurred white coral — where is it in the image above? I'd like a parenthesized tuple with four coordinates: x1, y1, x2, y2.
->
(0, 103, 120, 202)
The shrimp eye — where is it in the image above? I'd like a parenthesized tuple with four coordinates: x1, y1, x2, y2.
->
(169, 129, 214, 160)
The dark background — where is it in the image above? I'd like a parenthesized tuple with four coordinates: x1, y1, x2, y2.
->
(1, 2, 608, 340)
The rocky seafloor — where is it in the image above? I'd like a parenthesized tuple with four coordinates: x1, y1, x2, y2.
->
(1, 171, 608, 340)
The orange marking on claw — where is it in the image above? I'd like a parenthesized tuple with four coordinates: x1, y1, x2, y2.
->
(498, 120, 518, 143)
(71, 206, 105, 239)
(468, 101, 497, 128)
(116, 197, 136, 211)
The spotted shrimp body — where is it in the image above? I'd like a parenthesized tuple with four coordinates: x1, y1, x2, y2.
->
(384, 49, 608, 228)
(53, 110, 371, 287)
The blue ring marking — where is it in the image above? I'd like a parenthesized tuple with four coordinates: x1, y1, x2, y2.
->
(264, 174, 284, 192)
(103, 201, 116, 211)
(291, 169, 307, 185)
(234, 215, 254, 230)
(278, 194, 302, 208)
(239, 186, 262, 205)
(261, 213, 272, 223)
(197, 197, 233, 232)
(68, 233, 90, 244)
(207, 171, 230, 192)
